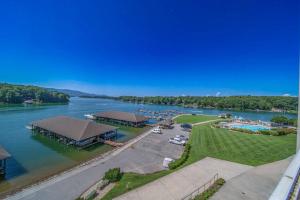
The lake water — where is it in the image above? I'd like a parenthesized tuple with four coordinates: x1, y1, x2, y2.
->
(0, 97, 296, 193)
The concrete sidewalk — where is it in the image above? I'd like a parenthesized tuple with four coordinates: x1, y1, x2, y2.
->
(211, 157, 293, 200)
(115, 157, 253, 200)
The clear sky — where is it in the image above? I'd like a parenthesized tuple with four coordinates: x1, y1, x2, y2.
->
(0, 0, 299, 96)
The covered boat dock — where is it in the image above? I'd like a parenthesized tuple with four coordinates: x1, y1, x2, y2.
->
(93, 111, 148, 127)
(31, 116, 118, 148)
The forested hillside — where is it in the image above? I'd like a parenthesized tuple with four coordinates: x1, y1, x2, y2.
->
(0, 83, 69, 104)
(118, 96, 298, 112)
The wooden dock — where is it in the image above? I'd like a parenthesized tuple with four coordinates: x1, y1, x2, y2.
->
(103, 140, 124, 147)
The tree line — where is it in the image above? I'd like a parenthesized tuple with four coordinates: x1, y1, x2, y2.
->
(118, 96, 298, 112)
(271, 115, 297, 126)
(0, 83, 69, 104)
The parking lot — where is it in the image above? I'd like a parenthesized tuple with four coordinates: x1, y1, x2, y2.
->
(106, 124, 188, 174)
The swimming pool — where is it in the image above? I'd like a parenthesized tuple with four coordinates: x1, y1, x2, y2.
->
(230, 124, 270, 132)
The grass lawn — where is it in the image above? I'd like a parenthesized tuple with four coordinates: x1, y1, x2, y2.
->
(174, 114, 219, 124)
(101, 171, 171, 200)
(102, 124, 296, 199)
(186, 125, 296, 166)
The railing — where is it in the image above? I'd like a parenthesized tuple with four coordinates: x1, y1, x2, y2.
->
(181, 173, 219, 200)
(269, 150, 300, 200)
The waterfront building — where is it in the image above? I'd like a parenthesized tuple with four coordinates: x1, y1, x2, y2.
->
(93, 111, 148, 127)
(31, 116, 118, 148)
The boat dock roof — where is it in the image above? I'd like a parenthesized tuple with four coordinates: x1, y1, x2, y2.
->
(32, 116, 117, 141)
(0, 146, 11, 160)
(94, 111, 148, 123)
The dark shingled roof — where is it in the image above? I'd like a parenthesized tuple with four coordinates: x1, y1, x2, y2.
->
(32, 116, 117, 141)
(0, 146, 11, 160)
(94, 111, 148, 123)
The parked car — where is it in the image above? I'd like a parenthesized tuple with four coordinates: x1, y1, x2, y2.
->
(152, 128, 162, 134)
(169, 138, 186, 145)
(163, 157, 174, 168)
(181, 123, 193, 129)
(176, 135, 188, 141)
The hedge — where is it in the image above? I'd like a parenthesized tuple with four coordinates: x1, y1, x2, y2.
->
(104, 168, 123, 182)
(169, 144, 191, 170)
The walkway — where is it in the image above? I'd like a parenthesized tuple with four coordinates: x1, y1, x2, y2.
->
(192, 119, 221, 126)
(115, 157, 253, 200)
(211, 157, 292, 200)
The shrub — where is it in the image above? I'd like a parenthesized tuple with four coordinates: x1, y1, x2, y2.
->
(194, 178, 225, 200)
(231, 128, 255, 134)
(275, 128, 296, 136)
(169, 144, 191, 170)
(258, 130, 272, 135)
(104, 168, 123, 182)
(270, 131, 280, 136)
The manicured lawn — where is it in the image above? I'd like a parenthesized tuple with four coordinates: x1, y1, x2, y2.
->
(186, 125, 296, 166)
(174, 114, 219, 124)
(101, 171, 171, 200)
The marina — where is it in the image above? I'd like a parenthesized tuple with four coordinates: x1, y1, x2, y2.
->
(0, 97, 296, 195)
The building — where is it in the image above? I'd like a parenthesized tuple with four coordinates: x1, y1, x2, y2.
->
(93, 111, 148, 127)
(31, 116, 118, 148)
(159, 119, 174, 129)
(0, 147, 10, 176)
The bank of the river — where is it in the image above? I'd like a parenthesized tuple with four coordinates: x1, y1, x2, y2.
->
(0, 97, 296, 196)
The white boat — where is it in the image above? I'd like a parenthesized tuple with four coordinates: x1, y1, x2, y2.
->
(84, 114, 95, 120)
(25, 125, 33, 130)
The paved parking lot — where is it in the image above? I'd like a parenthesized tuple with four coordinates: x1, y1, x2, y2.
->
(106, 124, 187, 173)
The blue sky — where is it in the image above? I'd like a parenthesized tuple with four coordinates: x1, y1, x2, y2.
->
(0, 0, 299, 96)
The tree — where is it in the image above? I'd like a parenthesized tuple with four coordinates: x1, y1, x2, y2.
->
(271, 116, 289, 125)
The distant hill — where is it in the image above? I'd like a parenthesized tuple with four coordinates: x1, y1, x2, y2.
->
(0, 83, 69, 104)
(46, 88, 114, 99)
(46, 88, 94, 97)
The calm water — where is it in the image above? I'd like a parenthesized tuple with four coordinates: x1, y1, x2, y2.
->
(0, 97, 296, 190)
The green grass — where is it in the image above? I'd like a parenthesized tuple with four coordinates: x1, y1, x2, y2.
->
(186, 125, 296, 166)
(194, 178, 225, 200)
(174, 114, 219, 124)
(101, 171, 171, 200)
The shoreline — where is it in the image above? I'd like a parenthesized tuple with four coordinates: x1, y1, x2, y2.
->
(116, 100, 297, 115)
(4, 126, 155, 200)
